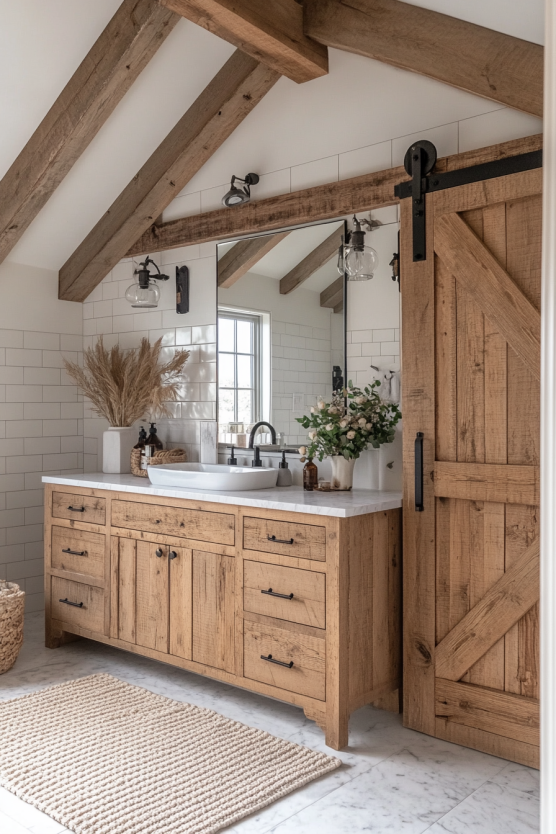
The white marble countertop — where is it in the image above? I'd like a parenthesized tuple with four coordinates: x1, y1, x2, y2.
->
(42, 473, 402, 518)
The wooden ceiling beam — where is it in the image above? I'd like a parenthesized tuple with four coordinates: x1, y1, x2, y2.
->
(127, 133, 543, 256)
(0, 0, 179, 267)
(218, 232, 289, 288)
(280, 227, 342, 295)
(304, 0, 543, 116)
(159, 0, 328, 83)
(320, 275, 343, 308)
(59, 51, 279, 302)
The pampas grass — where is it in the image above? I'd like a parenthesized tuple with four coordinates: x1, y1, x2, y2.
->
(64, 338, 190, 427)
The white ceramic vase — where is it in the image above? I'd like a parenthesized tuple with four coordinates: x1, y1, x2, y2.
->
(102, 427, 135, 474)
(330, 455, 356, 490)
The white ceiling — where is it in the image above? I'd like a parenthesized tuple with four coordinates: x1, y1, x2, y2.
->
(0, 0, 544, 273)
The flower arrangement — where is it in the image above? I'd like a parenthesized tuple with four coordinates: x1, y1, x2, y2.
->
(297, 381, 401, 462)
(64, 337, 189, 427)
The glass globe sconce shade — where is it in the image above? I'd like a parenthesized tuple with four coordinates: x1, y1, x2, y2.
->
(344, 216, 379, 281)
(125, 256, 169, 308)
(222, 173, 259, 207)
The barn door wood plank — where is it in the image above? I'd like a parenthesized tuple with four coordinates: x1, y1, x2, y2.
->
(401, 195, 437, 735)
(435, 537, 539, 681)
(435, 212, 540, 381)
(434, 462, 539, 504)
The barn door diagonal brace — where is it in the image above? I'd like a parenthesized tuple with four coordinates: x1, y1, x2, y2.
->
(394, 143, 543, 263)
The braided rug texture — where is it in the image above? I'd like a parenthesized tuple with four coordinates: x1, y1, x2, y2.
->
(0, 673, 340, 834)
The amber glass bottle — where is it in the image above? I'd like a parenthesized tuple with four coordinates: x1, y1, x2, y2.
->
(303, 458, 318, 491)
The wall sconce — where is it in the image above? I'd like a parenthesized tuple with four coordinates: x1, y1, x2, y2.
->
(125, 257, 169, 308)
(222, 173, 259, 207)
(343, 215, 380, 281)
(176, 265, 189, 314)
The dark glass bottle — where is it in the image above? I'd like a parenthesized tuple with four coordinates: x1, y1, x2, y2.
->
(303, 458, 318, 491)
(134, 425, 148, 450)
(146, 422, 163, 451)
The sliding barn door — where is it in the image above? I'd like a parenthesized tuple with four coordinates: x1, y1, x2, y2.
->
(402, 167, 542, 768)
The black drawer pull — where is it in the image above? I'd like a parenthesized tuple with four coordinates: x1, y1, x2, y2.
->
(267, 535, 294, 545)
(260, 653, 294, 669)
(67, 505, 85, 513)
(415, 431, 424, 512)
(156, 549, 164, 558)
(62, 547, 86, 557)
(261, 588, 294, 600)
(59, 598, 84, 608)
(169, 550, 178, 560)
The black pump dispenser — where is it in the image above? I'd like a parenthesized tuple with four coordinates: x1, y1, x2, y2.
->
(134, 425, 148, 449)
(227, 445, 237, 465)
(279, 451, 288, 468)
(147, 422, 163, 451)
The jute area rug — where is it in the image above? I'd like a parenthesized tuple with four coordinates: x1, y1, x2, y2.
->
(0, 674, 340, 834)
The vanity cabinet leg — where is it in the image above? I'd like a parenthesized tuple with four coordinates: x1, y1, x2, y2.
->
(325, 705, 349, 750)
(45, 621, 81, 649)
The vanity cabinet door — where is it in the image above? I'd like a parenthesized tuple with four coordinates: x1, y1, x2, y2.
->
(136, 541, 169, 653)
(114, 537, 192, 659)
(192, 550, 235, 673)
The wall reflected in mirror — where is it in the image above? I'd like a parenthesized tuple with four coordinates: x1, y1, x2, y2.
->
(217, 220, 346, 449)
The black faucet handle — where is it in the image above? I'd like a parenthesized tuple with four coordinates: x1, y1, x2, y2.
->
(227, 445, 237, 466)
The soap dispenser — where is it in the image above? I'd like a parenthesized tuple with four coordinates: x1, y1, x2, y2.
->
(134, 425, 148, 450)
(146, 422, 163, 451)
(276, 451, 292, 486)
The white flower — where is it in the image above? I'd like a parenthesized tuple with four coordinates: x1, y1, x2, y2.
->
(366, 422, 373, 430)
(358, 417, 367, 427)
(329, 406, 339, 414)
(298, 446, 307, 455)
(340, 418, 349, 428)
(310, 406, 316, 413)
(308, 430, 317, 440)
(317, 399, 325, 410)
(347, 430, 356, 440)
(326, 423, 334, 431)
(355, 395, 367, 405)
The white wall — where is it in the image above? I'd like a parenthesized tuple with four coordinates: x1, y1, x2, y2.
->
(0, 262, 83, 611)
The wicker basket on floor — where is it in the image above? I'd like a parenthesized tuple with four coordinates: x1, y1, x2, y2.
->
(0, 581, 25, 674)
(131, 447, 187, 478)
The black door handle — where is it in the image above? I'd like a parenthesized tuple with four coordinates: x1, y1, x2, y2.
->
(260, 654, 294, 669)
(267, 535, 294, 545)
(67, 505, 85, 513)
(261, 588, 294, 600)
(155, 549, 164, 558)
(169, 551, 178, 560)
(62, 547, 86, 557)
(59, 598, 84, 608)
(415, 431, 424, 512)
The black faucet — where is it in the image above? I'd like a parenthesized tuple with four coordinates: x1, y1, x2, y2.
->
(252, 446, 262, 467)
(227, 445, 237, 466)
(248, 421, 277, 448)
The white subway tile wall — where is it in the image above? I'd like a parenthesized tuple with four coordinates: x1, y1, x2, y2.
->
(0, 330, 83, 613)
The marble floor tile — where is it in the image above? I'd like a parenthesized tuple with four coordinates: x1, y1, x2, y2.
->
(0, 614, 540, 834)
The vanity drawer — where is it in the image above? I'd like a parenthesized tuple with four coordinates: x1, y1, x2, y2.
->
(52, 491, 106, 526)
(243, 620, 325, 701)
(243, 516, 326, 562)
(50, 576, 105, 634)
(51, 526, 106, 581)
(111, 500, 235, 546)
(244, 560, 325, 629)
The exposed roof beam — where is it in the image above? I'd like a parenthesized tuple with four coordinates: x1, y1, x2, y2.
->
(159, 0, 328, 83)
(0, 0, 179, 267)
(128, 133, 543, 255)
(280, 227, 342, 295)
(304, 0, 543, 116)
(320, 275, 343, 308)
(218, 232, 289, 288)
(333, 301, 343, 314)
(59, 51, 279, 302)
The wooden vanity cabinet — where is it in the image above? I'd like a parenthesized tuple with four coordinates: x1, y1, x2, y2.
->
(44, 483, 401, 750)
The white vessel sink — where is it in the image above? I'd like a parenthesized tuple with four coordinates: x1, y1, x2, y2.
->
(147, 462, 278, 491)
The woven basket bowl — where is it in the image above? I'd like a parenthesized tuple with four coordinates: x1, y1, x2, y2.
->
(0, 580, 25, 674)
(130, 447, 187, 478)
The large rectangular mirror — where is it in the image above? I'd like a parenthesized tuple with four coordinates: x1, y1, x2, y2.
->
(217, 219, 346, 450)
